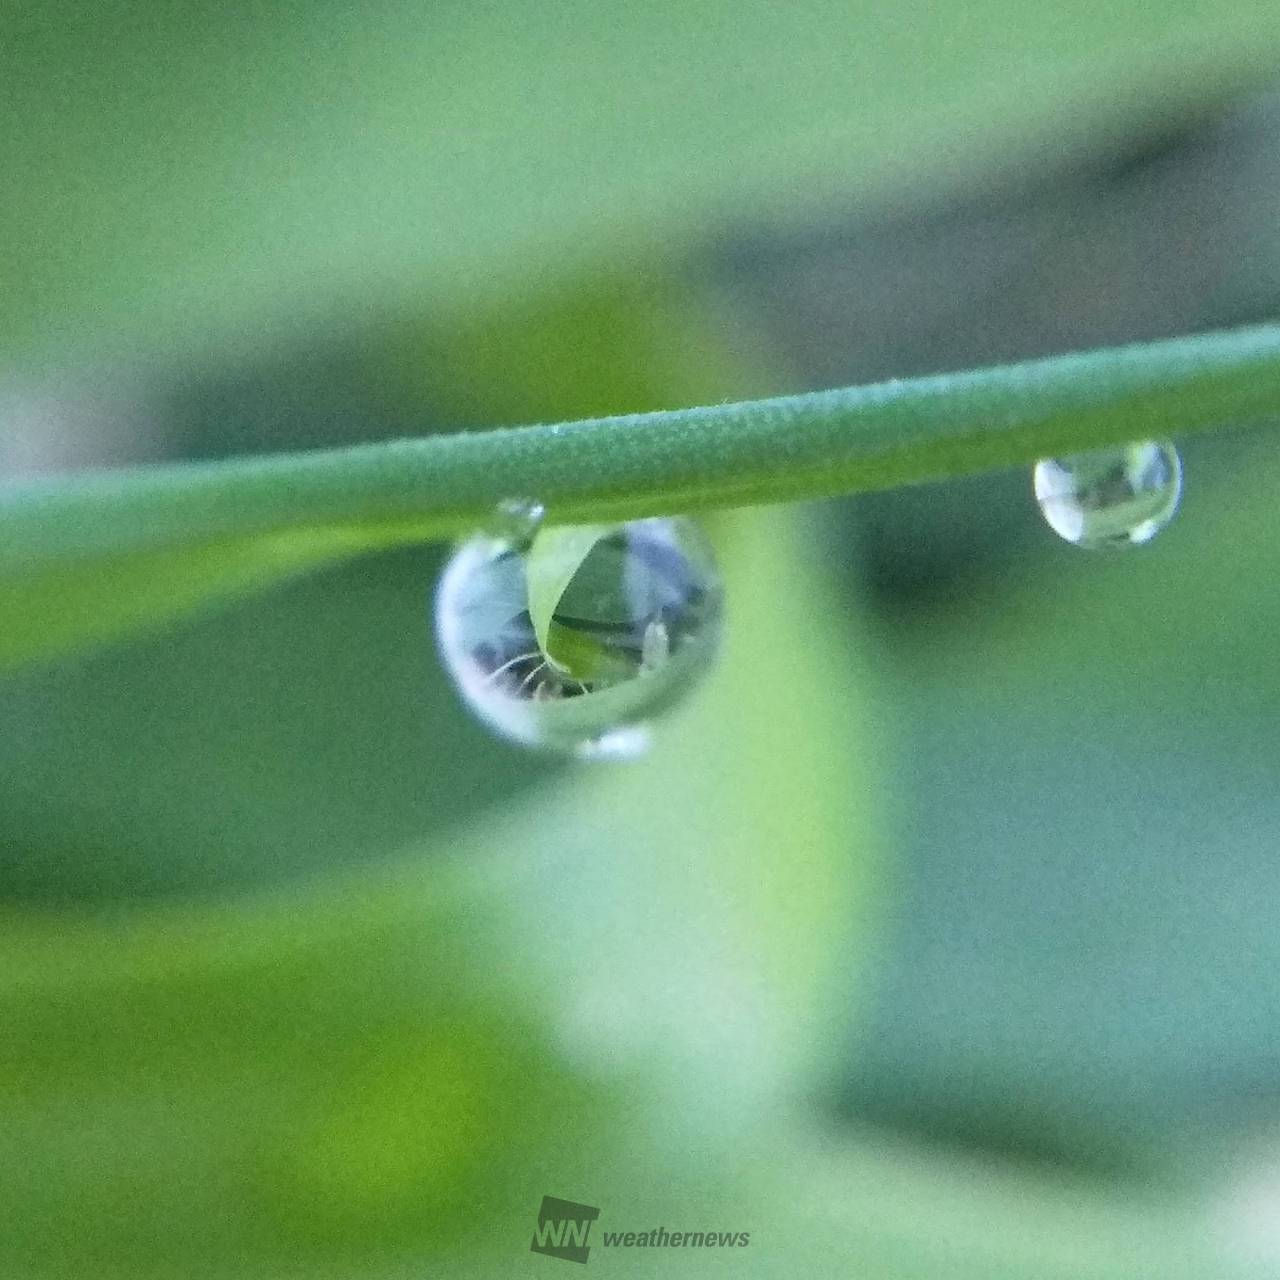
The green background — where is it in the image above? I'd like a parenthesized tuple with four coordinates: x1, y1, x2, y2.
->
(4, 1, 1280, 1275)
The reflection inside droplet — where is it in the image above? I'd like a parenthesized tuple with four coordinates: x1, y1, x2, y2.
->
(1033, 440, 1182, 548)
(434, 514, 723, 756)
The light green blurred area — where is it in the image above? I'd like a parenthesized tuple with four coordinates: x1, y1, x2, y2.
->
(4, 0, 1280, 374)
(5, 1, 1280, 1277)
(0, 507, 891, 1279)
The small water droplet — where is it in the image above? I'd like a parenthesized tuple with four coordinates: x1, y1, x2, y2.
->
(1033, 440, 1182, 549)
(434, 516, 723, 756)
(486, 497, 546, 544)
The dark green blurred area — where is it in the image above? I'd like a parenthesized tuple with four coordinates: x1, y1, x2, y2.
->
(5, 3, 1280, 1277)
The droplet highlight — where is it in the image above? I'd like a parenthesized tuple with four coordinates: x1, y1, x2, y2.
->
(434, 515, 724, 756)
(1033, 440, 1182, 549)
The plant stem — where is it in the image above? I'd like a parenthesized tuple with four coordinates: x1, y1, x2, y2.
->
(5, 324, 1280, 571)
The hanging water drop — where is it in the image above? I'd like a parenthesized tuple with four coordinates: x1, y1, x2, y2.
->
(1033, 440, 1182, 549)
(434, 513, 723, 757)
(486, 497, 546, 542)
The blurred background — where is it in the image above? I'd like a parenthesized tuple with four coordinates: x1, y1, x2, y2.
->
(5, 2, 1280, 1276)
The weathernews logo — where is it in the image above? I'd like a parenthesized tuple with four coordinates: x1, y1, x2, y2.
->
(530, 1195, 750, 1265)
(531, 1197, 600, 1264)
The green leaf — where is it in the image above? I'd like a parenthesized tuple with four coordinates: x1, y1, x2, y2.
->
(822, 435, 1280, 1181)
(0, 526, 376, 673)
(4, 324, 1280, 669)
(0, 504, 888, 1277)
(0, 545, 548, 902)
(0, 504, 1258, 1279)
(6, 0, 1279, 372)
(524, 524, 612, 674)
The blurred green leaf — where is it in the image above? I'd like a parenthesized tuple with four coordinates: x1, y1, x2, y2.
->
(0, 545, 547, 901)
(0, 503, 889, 1277)
(0, 525, 375, 673)
(5, 0, 1280, 373)
(5, 324, 1280, 670)
(0, 505, 1256, 1279)
(832, 431, 1280, 1177)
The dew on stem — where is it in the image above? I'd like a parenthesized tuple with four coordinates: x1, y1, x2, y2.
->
(1033, 441, 1182, 549)
(434, 510, 723, 757)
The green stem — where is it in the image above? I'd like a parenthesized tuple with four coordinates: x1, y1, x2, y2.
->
(5, 324, 1280, 572)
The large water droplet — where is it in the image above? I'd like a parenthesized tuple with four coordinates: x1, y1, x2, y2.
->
(434, 515, 724, 756)
(1033, 440, 1182, 548)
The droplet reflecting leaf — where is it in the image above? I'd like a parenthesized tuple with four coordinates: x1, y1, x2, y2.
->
(1033, 441, 1182, 549)
(434, 517, 723, 756)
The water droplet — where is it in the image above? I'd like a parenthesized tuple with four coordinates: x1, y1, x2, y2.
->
(486, 497, 546, 542)
(1033, 440, 1182, 548)
(434, 516, 724, 756)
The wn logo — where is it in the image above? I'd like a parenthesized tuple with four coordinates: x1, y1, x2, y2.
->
(530, 1195, 600, 1264)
